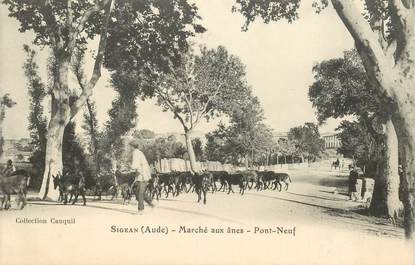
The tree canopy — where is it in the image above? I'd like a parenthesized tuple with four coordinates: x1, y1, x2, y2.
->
(288, 122, 324, 161)
(143, 45, 250, 133)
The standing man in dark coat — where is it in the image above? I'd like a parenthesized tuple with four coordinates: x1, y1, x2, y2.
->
(348, 166, 359, 201)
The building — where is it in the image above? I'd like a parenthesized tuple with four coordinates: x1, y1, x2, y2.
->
(274, 132, 288, 142)
(273, 131, 341, 150)
(321, 132, 341, 149)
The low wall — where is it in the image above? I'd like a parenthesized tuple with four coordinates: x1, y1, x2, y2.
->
(154, 158, 308, 173)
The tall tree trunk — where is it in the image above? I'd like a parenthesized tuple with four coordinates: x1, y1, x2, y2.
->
(85, 98, 100, 173)
(37, 60, 71, 200)
(370, 118, 402, 217)
(331, 0, 415, 240)
(394, 109, 415, 240)
(37, 107, 70, 200)
(266, 152, 269, 166)
(0, 107, 4, 159)
(184, 129, 197, 172)
(384, 119, 401, 218)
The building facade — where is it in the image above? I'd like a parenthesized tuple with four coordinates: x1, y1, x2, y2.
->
(321, 132, 341, 149)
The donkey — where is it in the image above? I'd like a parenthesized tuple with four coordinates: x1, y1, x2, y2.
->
(0, 170, 30, 210)
(52, 172, 86, 205)
(273, 173, 292, 191)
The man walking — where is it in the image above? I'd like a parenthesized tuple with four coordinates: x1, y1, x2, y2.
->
(126, 136, 154, 213)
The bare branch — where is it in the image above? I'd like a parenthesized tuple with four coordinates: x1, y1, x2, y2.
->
(70, 0, 113, 119)
(155, 87, 189, 131)
(183, 88, 194, 127)
(331, 0, 385, 60)
(67, 0, 111, 55)
(330, 0, 398, 96)
(67, 0, 74, 34)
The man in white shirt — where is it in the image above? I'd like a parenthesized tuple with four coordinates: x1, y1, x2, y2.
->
(125, 136, 154, 212)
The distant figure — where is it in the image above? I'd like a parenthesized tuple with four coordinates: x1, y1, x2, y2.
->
(331, 158, 340, 170)
(398, 164, 404, 202)
(348, 166, 359, 201)
(3, 159, 16, 177)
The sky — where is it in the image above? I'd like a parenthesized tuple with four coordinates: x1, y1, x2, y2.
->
(0, 0, 354, 140)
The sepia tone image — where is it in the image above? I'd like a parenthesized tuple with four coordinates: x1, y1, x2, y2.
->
(0, 0, 414, 264)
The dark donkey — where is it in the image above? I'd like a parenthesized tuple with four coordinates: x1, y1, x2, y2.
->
(52, 172, 87, 205)
(0, 170, 30, 210)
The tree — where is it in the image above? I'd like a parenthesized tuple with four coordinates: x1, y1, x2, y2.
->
(134, 129, 156, 140)
(191, 138, 204, 161)
(0, 93, 16, 159)
(99, 72, 140, 168)
(145, 46, 249, 171)
(274, 138, 297, 164)
(205, 128, 228, 163)
(336, 120, 379, 170)
(288, 123, 324, 163)
(4, 0, 204, 200)
(62, 120, 94, 189)
(72, 49, 101, 175)
(138, 135, 187, 165)
(205, 95, 274, 167)
(22, 44, 48, 190)
(309, 49, 401, 218)
(232, 0, 415, 240)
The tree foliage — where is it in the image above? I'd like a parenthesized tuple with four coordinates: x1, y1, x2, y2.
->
(133, 129, 156, 140)
(205, 93, 274, 166)
(138, 135, 187, 165)
(308, 49, 389, 173)
(0, 94, 17, 158)
(62, 121, 94, 188)
(288, 122, 324, 161)
(336, 120, 381, 172)
(309, 50, 389, 124)
(191, 138, 204, 161)
(144, 45, 250, 133)
(22, 44, 48, 189)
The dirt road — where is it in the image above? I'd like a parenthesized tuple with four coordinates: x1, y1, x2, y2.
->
(1, 168, 413, 265)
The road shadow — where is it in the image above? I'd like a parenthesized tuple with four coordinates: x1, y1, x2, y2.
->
(247, 192, 403, 238)
(87, 201, 244, 223)
(158, 198, 196, 204)
(322, 207, 404, 238)
(246, 192, 337, 211)
(320, 190, 349, 197)
(83, 204, 137, 215)
(287, 192, 346, 202)
(318, 176, 348, 188)
(25, 200, 137, 215)
(27, 201, 62, 206)
(157, 205, 244, 225)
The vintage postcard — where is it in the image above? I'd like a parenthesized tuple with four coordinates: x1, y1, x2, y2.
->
(1, 0, 414, 264)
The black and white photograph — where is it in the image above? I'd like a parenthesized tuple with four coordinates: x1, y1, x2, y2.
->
(0, 0, 414, 264)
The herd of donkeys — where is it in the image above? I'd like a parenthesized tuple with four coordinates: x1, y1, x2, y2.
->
(0, 168, 292, 210)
